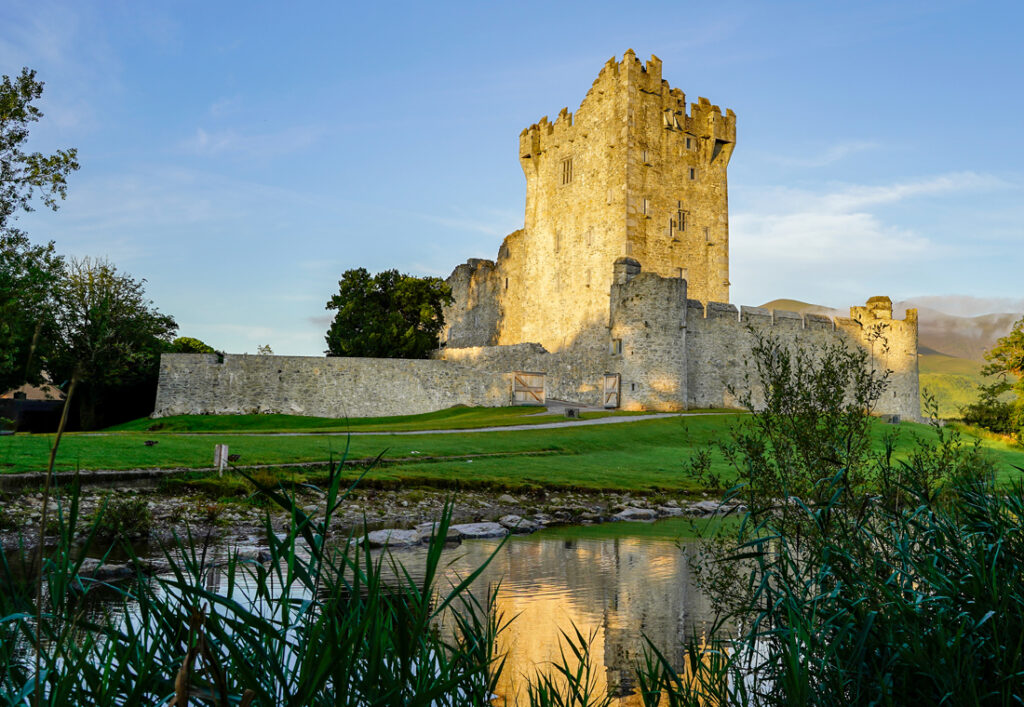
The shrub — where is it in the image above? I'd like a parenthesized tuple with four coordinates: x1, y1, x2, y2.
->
(93, 495, 152, 538)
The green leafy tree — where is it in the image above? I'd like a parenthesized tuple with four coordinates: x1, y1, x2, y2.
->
(0, 68, 79, 391)
(48, 258, 178, 429)
(169, 336, 216, 354)
(968, 316, 1024, 440)
(324, 268, 452, 359)
(0, 232, 63, 391)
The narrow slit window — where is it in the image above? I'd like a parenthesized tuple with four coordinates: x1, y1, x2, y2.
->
(561, 157, 573, 184)
(610, 338, 623, 356)
(686, 137, 692, 150)
(642, 198, 650, 216)
(641, 149, 649, 163)
(689, 167, 696, 180)
(704, 226, 710, 242)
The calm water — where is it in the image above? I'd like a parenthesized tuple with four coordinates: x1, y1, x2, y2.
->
(7, 517, 723, 705)
(412, 519, 720, 704)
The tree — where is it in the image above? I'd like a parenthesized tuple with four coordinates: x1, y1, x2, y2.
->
(0, 68, 78, 391)
(48, 258, 178, 429)
(0, 231, 63, 391)
(170, 336, 216, 354)
(324, 268, 453, 359)
(967, 316, 1024, 441)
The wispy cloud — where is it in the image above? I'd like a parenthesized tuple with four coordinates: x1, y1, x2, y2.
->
(179, 125, 325, 157)
(417, 207, 520, 238)
(898, 295, 1024, 318)
(730, 171, 1008, 299)
(767, 140, 879, 168)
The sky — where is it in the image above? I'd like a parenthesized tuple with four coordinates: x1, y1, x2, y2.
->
(2, 0, 1022, 355)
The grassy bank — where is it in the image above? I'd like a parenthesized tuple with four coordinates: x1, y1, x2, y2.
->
(3, 411, 1023, 493)
(106, 405, 661, 434)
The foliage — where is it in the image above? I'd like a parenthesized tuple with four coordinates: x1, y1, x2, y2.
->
(256, 343, 273, 355)
(960, 378, 1018, 436)
(91, 495, 153, 538)
(0, 68, 78, 394)
(169, 336, 216, 354)
(47, 257, 178, 429)
(719, 331, 891, 537)
(660, 331, 1022, 706)
(0, 68, 79, 233)
(0, 460, 506, 706)
(971, 315, 1024, 441)
(324, 267, 453, 359)
(0, 232, 65, 393)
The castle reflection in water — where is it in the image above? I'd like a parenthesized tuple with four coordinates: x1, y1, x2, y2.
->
(398, 520, 717, 705)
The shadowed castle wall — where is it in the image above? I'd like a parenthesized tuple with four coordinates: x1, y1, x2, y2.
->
(153, 354, 510, 418)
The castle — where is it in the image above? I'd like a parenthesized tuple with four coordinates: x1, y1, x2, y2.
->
(154, 51, 919, 421)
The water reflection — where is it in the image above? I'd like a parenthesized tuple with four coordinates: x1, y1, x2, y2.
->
(403, 520, 715, 705)
(4, 518, 717, 705)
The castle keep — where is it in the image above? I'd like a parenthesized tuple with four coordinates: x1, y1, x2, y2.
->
(444, 49, 734, 352)
(154, 52, 920, 421)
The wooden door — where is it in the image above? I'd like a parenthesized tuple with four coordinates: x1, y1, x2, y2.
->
(513, 372, 545, 405)
(603, 373, 621, 409)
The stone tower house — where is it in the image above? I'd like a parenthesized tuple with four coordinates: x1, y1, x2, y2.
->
(444, 50, 736, 352)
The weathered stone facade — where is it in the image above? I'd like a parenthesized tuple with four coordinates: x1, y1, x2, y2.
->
(154, 354, 510, 418)
(154, 51, 920, 422)
(442, 50, 734, 353)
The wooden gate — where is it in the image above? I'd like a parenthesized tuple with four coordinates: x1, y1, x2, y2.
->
(512, 372, 545, 405)
(603, 373, 621, 409)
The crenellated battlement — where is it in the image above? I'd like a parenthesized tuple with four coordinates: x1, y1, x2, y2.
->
(519, 50, 734, 164)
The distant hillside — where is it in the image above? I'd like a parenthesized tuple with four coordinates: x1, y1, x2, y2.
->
(759, 298, 1021, 363)
(757, 297, 1022, 419)
(895, 302, 1021, 362)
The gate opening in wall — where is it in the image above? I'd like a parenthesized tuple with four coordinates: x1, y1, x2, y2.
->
(512, 372, 546, 405)
(603, 373, 621, 409)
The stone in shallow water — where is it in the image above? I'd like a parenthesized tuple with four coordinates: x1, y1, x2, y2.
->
(414, 522, 463, 543)
(450, 522, 509, 539)
(613, 507, 657, 521)
(657, 506, 685, 517)
(365, 529, 421, 548)
(498, 515, 540, 533)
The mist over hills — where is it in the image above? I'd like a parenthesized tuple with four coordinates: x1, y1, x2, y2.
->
(759, 297, 1022, 362)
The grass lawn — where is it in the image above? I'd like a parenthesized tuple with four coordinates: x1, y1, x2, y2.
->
(105, 406, 665, 434)
(3, 412, 1023, 494)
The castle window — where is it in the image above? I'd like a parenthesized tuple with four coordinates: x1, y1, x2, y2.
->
(561, 157, 573, 185)
(704, 226, 710, 242)
(641, 149, 649, 164)
(642, 198, 650, 216)
(686, 137, 692, 150)
(689, 167, 696, 180)
(610, 338, 623, 356)
(676, 267, 684, 279)
(676, 201, 686, 232)
(505, 277, 509, 290)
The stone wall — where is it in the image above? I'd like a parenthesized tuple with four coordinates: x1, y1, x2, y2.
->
(153, 354, 510, 419)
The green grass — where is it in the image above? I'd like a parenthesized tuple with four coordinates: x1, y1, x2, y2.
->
(3, 414, 1023, 493)
(918, 352, 1012, 418)
(105, 405, 658, 434)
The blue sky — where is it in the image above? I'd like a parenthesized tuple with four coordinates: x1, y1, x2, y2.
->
(2, 0, 1022, 354)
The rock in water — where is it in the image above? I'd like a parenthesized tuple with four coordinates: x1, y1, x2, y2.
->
(450, 522, 509, 539)
(365, 529, 421, 548)
(613, 507, 657, 521)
